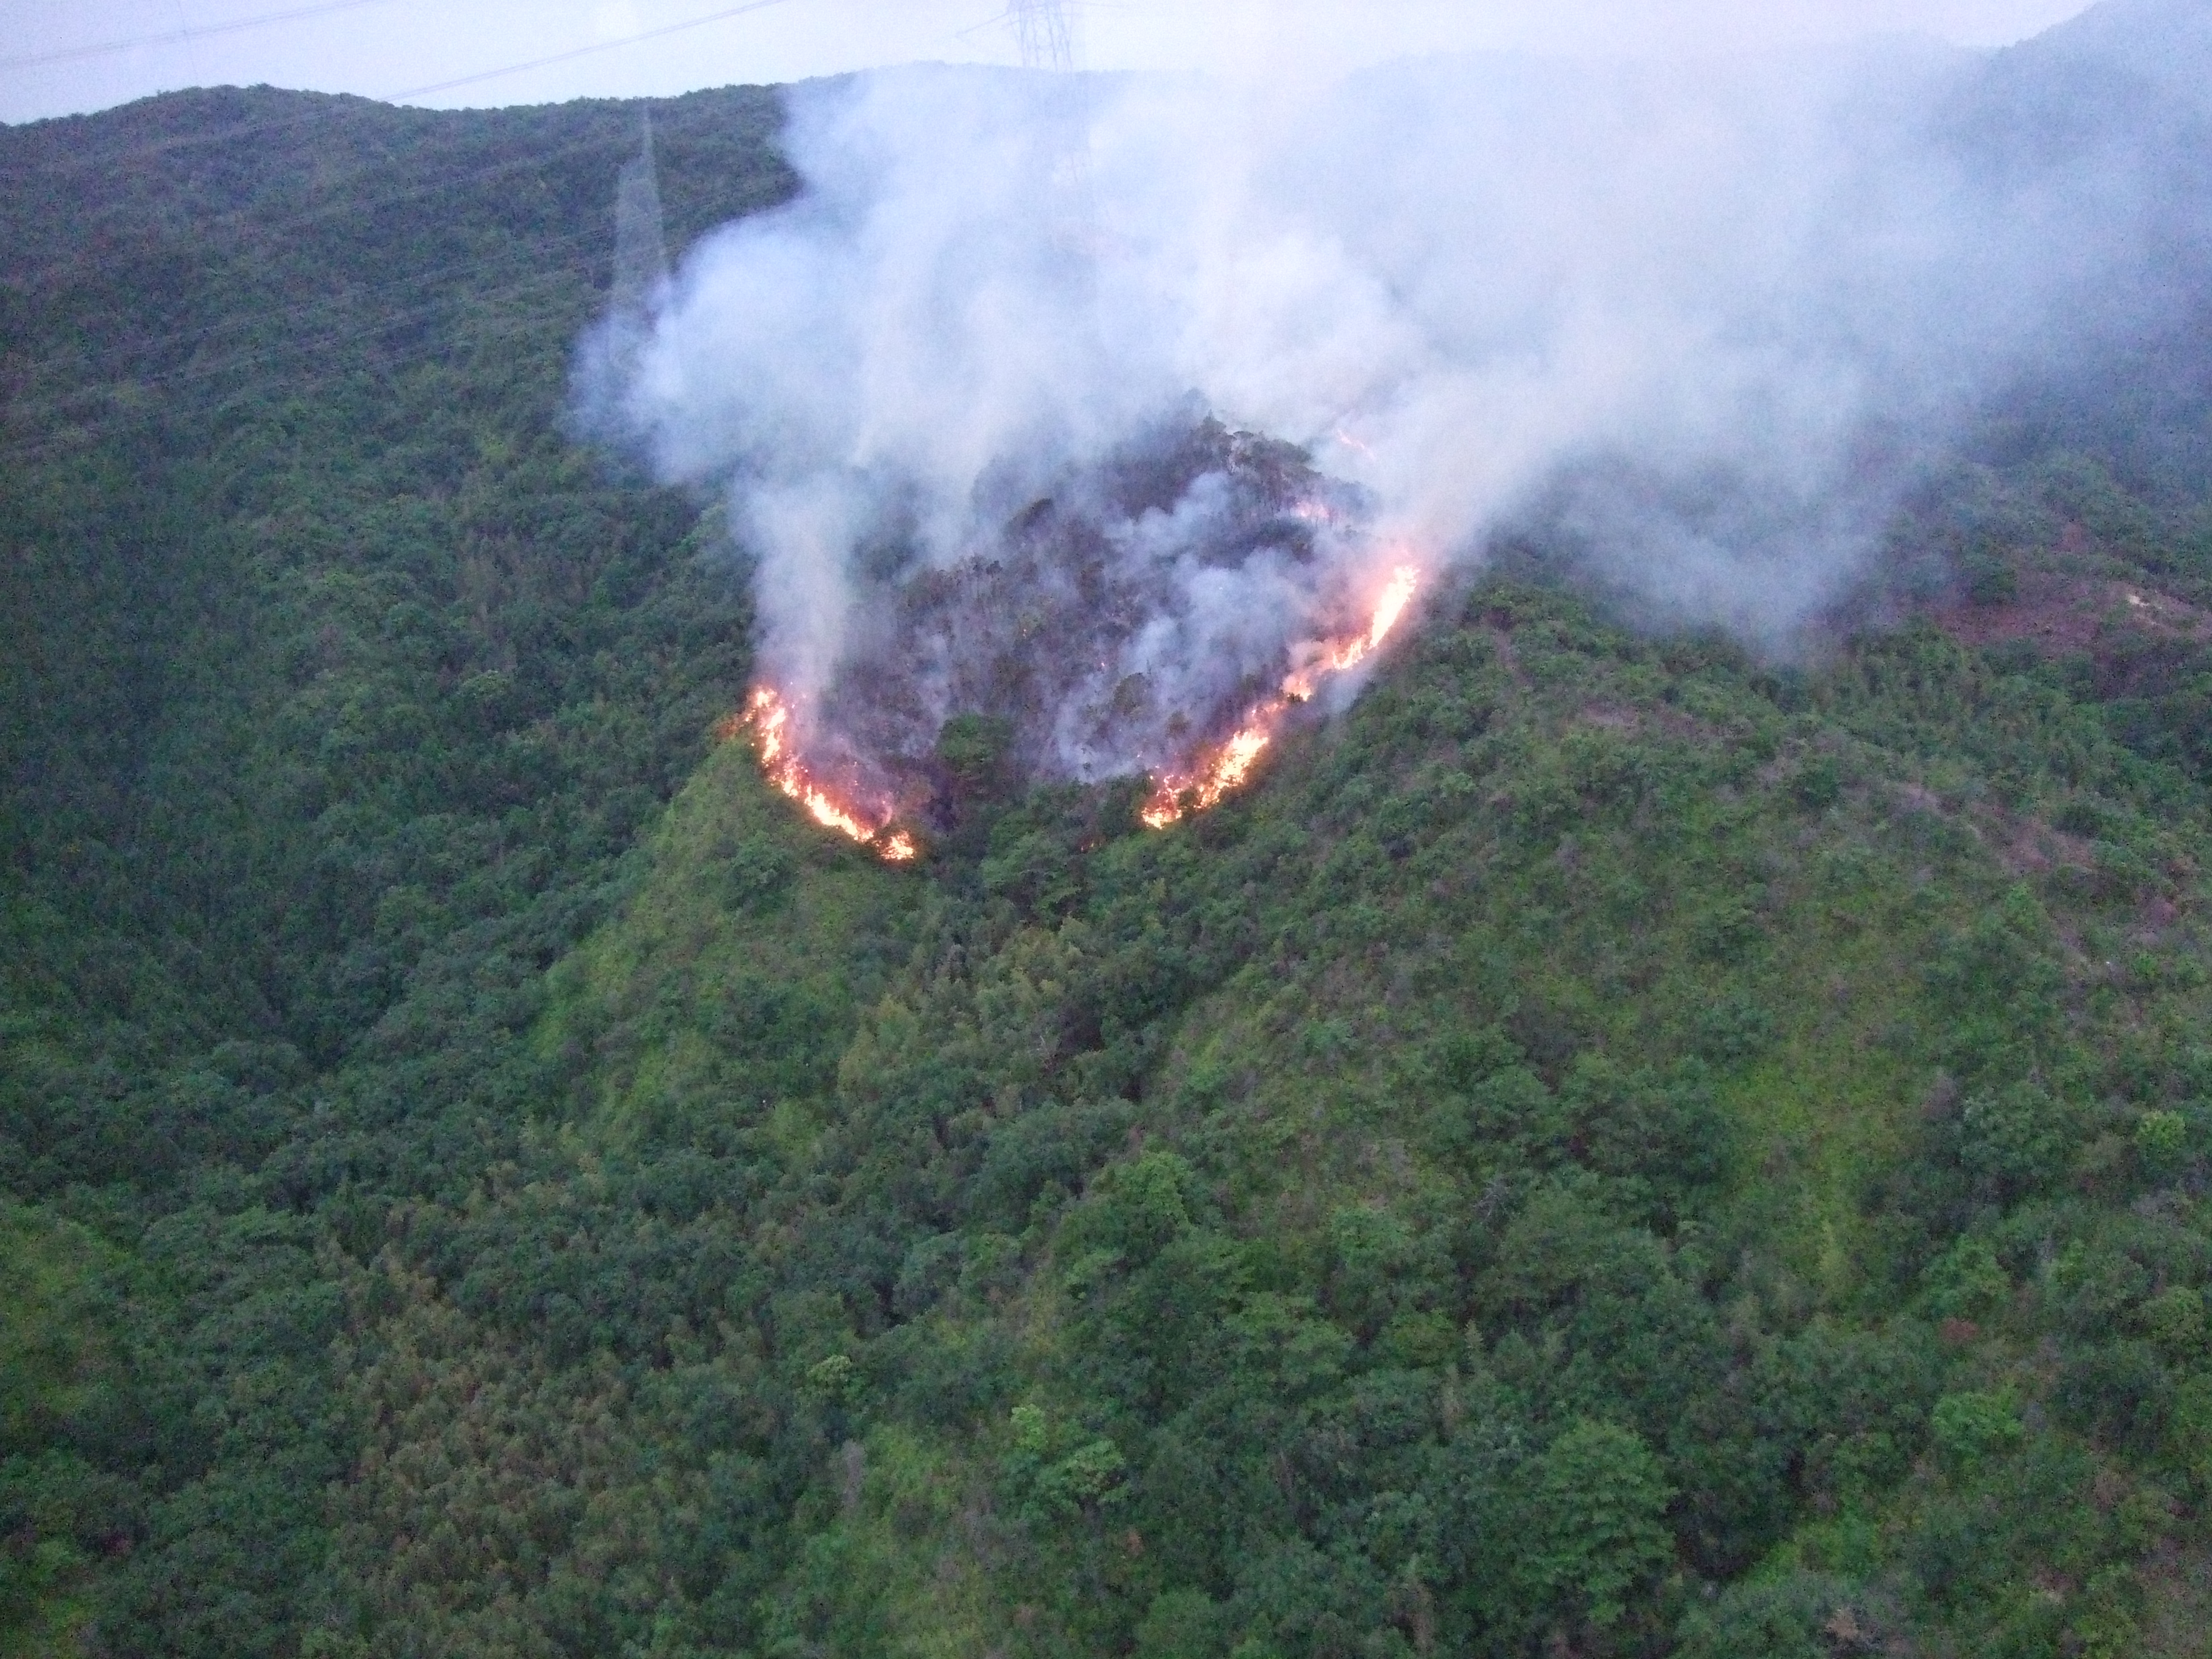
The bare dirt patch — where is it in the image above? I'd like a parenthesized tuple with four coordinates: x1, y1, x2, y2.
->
(1933, 572, 2212, 659)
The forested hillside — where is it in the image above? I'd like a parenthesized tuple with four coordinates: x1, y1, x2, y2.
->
(9, 46, 2212, 1659)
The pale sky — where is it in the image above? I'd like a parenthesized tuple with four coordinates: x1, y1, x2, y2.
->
(3, 0, 2096, 125)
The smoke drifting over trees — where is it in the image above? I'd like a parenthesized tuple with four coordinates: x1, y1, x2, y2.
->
(579, 0, 2212, 795)
(24, 11, 2212, 1653)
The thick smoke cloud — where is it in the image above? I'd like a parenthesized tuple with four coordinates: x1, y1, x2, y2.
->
(580, 0, 2212, 799)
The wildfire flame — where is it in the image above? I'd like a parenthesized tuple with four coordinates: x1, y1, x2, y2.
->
(733, 563, 1417, 854)
(1140, 563, 1419, 830)
(730, 687, 917, 862)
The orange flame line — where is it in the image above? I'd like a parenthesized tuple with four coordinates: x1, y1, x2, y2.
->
(1142, 563, 1419, 829)
(733, 687, 916, 862)
(734, 564, 1418, 852)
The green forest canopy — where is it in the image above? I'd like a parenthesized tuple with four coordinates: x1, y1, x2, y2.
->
(7, 77, 2212, 1659)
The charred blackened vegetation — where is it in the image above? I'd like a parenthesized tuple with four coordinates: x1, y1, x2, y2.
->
(25, 7, 2212, 1657)
(820, 415, 1375, 811)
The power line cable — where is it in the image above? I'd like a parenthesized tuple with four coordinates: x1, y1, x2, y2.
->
(387, 0, 801, 102)
(2, 0, 401, 70)
(6, 88, 791, 425)
(1, 4, 811, 458)
(5, 62, 792, 380)
(8, 0, 803, 181)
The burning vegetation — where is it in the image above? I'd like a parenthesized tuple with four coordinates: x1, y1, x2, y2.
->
(719, 419, 1421, 858)
(725, 688, 917, 862)
(1139, 562, 1420, 828)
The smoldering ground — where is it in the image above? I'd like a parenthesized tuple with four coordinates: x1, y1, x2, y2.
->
(577, 0, 2212, 807)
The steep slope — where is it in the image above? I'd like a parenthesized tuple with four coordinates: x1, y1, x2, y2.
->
(6, 26, 2212, 1659)
(335, 514, 2212, 1655)
(0, 83, 788, 1653)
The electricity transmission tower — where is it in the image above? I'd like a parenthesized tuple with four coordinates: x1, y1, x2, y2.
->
(1010, 0, 1078, 73)
(1007, 0, 1095, 266)
(612, 109, 669, 320)
(582, 108, 668, 425)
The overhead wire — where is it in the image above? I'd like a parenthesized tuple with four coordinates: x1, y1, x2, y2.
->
(4, 68, 795, 379)
(7, 0, 803, 181)
(1, 0, 813, 461)
(1, 0, 404, 71)
(5, 46, 797, 413)
(387, 0, 801, 103)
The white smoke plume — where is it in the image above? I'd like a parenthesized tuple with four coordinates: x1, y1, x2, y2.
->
(579, 0, 2212, 805)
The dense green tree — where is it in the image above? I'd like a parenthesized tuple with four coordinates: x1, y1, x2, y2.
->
(13, 65, 2212, 1659)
